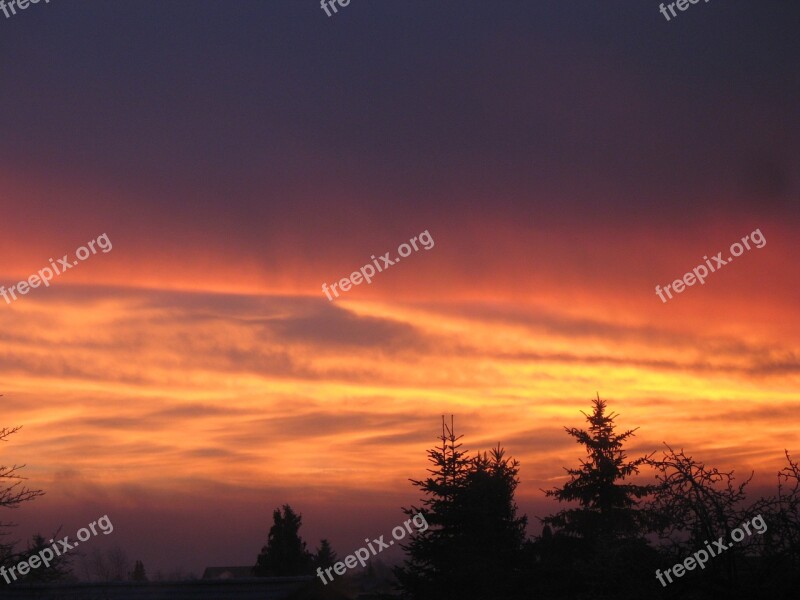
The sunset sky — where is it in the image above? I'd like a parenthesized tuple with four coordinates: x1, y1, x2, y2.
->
(1, 0, 798, 576)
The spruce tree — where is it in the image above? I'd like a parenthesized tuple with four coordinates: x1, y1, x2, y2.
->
(454, 446, 528, 598)
(131, 560, 147, 581)
(543, 394, 652, 544)
(15, 534, 72, 582)
(313, 539, 337, 569)
(254, 505, 313, 576)
(538, 395, 657, 599)
(395, 416, 471, 599)
(396, 417, 527, 600)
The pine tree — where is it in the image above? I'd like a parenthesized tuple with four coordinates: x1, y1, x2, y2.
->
(543, 394, 652, 544)
(254, 505, 313, 576)
(15, 534, 71, 582)
(131, 560, 147, 581)
(395, 415, 472, 599)
(454, 446, 528, 598)
(536, 395, 657, 599)
(313, 539, 337, 569)
(396, 417, 527, 600)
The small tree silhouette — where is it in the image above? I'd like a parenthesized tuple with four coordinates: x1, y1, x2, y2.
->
(131, 559, 148, 581)
(254, 505, 313, 576)
(313, 539, 337, 569)
(14, 534, 72, 583)
(81, 546, 130, 582)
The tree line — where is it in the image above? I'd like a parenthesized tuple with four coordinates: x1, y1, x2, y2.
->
(3, 395, 798, 598)
(253, 396, 800, 600)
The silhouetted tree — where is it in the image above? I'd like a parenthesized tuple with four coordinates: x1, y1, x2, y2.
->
(130, 559, 147, 581)
(0, 421, 45, 570)
(454, 445, 528, 598)
(81, 546, 130, 581)
(14, 533, 72, 583)
(254, 504, 313, 576)
(395, 416, 471, 599)
(543, 394, 653, 544)
(748, 451, 800, 597)
(647, 444, 752, 539)
(646, 443, 751, 589)
(396, 417, 527, 600)
(313, 539, 337, 569)
(539, 395, 657, 599)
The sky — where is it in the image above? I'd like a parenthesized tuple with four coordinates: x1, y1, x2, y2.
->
(0, 0, 799, 577)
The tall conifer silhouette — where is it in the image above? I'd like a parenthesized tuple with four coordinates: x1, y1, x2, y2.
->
(396, 416, 526, 600)
(543, 394, 652, 544)
(395, 416, 471, 599)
